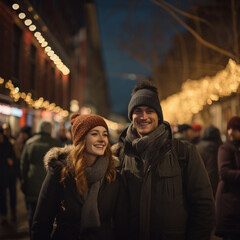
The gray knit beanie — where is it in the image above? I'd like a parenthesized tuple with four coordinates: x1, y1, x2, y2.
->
(128, 88, 163, 122)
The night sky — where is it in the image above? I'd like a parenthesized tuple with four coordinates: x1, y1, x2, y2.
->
(95, 0, 207, 118)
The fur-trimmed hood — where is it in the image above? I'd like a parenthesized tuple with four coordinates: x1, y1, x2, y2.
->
(44, 144, 121, 171)
(44, 145, 74, 171)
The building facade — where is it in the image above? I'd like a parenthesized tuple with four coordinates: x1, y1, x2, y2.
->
(0, 0, 86, 135)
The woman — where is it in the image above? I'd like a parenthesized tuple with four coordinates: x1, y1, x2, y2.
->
(31, 114, 126, 240)
(215, 116, 240, 240)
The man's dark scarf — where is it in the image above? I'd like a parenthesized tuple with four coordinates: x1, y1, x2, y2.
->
(125, 121, 175, 240)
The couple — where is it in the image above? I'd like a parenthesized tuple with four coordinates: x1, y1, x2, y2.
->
(31, 80, 215, 240)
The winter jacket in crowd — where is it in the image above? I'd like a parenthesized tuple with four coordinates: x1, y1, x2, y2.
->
(20, 132, 61, 202)
(114, 121, 215, 240)
(215, 140, 240, 238)
(31, 145, 127, 240)
(196, 125, 222, 197)
(0, 135, 16, 188)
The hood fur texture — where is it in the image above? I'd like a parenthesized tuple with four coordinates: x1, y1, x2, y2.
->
(44, 145, 74, 171)
(44, 144, 121, 171)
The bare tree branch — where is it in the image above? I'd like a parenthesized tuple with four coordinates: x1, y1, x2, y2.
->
(156, 0, 212, 27)
(151, 0, 236, 59)
(118, 43, 153, 71)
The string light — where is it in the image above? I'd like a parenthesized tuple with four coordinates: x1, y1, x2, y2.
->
(0, 76, 69, 117)
(18, 12, 26, 19)
(12, 3, 19, 10)
(29, 24, 36, 31)
(161, 59, 240, 124)
(24, 19, 32, 26)
(12, 2, 70, 75)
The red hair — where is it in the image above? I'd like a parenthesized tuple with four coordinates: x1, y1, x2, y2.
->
(60, 140, 116, 195)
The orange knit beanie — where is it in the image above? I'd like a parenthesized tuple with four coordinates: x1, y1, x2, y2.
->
(70, 113, 108, 146)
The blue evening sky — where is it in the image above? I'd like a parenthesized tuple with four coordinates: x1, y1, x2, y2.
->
(95, 0, 206, 118)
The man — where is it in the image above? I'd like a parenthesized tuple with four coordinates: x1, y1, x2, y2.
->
(20, 120, 61, 231)
(114, 80, 215, 240)
(174, 123, 194, 142)
(57, 123, 69, 146)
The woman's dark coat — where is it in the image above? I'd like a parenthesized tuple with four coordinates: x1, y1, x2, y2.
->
(31, 145, 127, 240)
(215, 141, 240, 238)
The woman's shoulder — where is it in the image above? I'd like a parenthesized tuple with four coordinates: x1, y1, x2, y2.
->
(44, 144, 74, 171)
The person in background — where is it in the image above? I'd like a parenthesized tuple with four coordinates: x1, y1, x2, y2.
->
(113, 79, 215, 240)
(16, 125, 32, 157)
(191, 123, 203, 144)
(196, 125, 222, 197)
(31, 114, 126, 240)
(215, 116, 240, 240)
(2, 123, 16, 145)
(173, 123, 194, 142)
(2, 122, 18, 222)
(0, 126, 16, 225)
(14, 126, 32, 177)
(20, 120, 61, 231)
(65, 125, 73, 145)
(57, 123, 69, 146)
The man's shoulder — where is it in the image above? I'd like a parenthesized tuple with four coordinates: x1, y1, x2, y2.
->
(25, 134, 41, 145)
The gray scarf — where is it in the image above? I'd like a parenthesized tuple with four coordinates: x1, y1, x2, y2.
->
(81, 156, 107, 230)
(125, 122, 172, 240)
(126, 121, 170, 173)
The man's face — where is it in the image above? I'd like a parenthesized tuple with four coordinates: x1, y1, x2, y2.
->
(227, 128, 240, 141)
(132, 106, 159, 137)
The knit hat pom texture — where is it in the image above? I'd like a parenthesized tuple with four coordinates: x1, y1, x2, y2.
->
(70, 114, 108, 146)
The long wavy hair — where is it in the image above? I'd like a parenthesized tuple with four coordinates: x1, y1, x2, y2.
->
(60, 139, 116, 195)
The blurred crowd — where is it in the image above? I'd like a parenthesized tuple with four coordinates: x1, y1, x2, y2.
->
(0, 121, 72, 230)
(0, 115, 239, 240)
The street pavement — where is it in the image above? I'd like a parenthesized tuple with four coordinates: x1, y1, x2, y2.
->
(0, 181, 29, 240)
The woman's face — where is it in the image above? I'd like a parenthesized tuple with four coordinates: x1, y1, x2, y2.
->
(85, 126, 109, 164)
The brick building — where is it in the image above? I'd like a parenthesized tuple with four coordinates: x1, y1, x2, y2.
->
(0, 0, 88, 135)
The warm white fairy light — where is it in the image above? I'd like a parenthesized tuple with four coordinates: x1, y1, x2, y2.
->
(12, 3, 70, 75)
(161, 59, 240, 124)
(12, 3, 19, 10)
(18, 12, 26, 19)
(29, 24, 36, 31)
(24, 19, 32, 26)
(1, 77, 69, 117)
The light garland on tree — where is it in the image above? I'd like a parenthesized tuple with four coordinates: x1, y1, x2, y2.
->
(161, 59, 240, 124)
